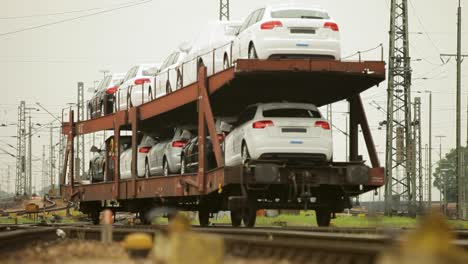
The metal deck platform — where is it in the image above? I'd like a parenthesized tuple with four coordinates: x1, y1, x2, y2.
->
(60, 59, 386, 216)
(63, 59, 385, 135)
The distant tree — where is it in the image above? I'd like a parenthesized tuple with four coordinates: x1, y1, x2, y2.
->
(433, 146, 468, 202)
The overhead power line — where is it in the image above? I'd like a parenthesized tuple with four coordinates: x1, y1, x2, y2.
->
(0, 0, 144, 20)
(0, 0, 152, 38)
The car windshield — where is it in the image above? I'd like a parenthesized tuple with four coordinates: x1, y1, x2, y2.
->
(271, 9, 329, 19)
(263, 108, 321, 118)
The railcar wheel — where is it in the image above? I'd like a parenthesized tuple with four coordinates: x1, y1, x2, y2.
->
(242, 204, 257, 228)
(198, 207, 210, 227)
(139, 210, 151, 225)
(315, 208, 332, 227)
(90, 210, 100, 225)
(230, 210, 242, 227)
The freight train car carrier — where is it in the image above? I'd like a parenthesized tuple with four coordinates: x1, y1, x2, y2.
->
(60, 58, 386, 227)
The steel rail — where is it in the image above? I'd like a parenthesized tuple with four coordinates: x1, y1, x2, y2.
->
(1, 224, 468, 263)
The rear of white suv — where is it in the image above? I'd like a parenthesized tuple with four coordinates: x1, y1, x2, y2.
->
(232, 4, 341, 60)
(225, 102, 332, 166)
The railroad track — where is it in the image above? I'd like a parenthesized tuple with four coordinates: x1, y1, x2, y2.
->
(1, 223, 468, 263)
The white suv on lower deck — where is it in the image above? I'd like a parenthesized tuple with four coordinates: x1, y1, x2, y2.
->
(224, 102, 332, 166)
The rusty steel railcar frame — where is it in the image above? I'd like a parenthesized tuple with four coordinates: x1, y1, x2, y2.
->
(60, 59, 386, 213)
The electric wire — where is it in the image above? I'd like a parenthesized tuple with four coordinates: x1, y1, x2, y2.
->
(0, 0, 152, 38)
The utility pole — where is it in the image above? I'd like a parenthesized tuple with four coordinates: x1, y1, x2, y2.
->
(413, 97, 423, 210)
(49, 126, 54, 192)
(42, 145, 46, 193)
(219, 0, 230, 20)
(27, 115, 32, 195)
(440, 0, 468, 219)
(7, 165, 11, 195)
(77, 82, 85, 181)
(424, 144, 429, 206)
(428, 92, 432, 208)
(436, 135, 446, 215)
(385, 0, 415, 215)
(16, 101, 26, 195)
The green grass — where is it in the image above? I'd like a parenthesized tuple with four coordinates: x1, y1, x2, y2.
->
(209, 211, 468, 229)
(2, 209, 467, 229)
(0, 208, 83, 224)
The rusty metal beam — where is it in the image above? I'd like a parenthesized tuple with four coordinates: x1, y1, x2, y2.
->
(201, 72, 224, 168)
(67, 111, 75, 199)
(236, 60, 386, 76)
(139, 83, 198, 121)
(113, 118, 121, 199)
(130, 107, 139, 198)
(356, 95, 380, 168)
(349, 96, 359, 161)
(207, 67, 235, 94)
(197, 67, 206, 193)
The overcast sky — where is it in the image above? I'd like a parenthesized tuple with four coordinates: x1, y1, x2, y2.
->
(0, 0, 467, 199)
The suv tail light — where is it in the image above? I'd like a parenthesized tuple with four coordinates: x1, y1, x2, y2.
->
(253, 120, 274, 129)
(106, 86, 118, 95)
(138, 146, 151, 153)
(324, 22, 339, 31)
(261, 21, 283, 30)
(134, 78, 151, 85)
(172, 140, 187, 148)
(315, 121, 331, 130)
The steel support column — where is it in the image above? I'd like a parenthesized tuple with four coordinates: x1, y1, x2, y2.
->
(385, 0, 414, 215)
(130, 107, 139, 198)
(349, 97, 359, 162)
(113, 120, 121, 199)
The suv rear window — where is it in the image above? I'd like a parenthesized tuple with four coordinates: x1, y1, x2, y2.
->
(263, 108, 321, 118)
(271, 9, 329, 19)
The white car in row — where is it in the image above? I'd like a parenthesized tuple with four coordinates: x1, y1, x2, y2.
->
(232, 4, 341, 60)
(88, 72, 125, 119)
(118, 102, 332, 178)
(182, 21, 242, 86)
(224, 102, 333, 166)
(119, 128, 195, 178)
(120, 134, 157, 179)
(115, 63, 160, 112)
(155, 49, 188, 98)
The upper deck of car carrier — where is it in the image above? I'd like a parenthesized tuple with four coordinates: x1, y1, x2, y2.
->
(60, 59, 386, 204)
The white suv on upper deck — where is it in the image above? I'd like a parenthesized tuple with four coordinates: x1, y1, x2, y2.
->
(232, 4, 341, 60)
(224, 102, 333, 166)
